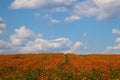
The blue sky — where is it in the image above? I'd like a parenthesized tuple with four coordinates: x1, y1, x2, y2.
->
(0, 0, 120, 54)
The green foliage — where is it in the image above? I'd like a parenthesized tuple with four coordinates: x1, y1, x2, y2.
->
(36, 68, 44, 75)
(42, 55, 49, 60)
(26, 72, 37, 80)
(61, 72, 73, 79)
(110, 69, 120, 79)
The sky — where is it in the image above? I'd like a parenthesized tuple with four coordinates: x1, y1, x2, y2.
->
(0, 0, 120, 54)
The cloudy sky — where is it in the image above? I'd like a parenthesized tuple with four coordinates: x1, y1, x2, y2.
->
(0, 0, 120, 54)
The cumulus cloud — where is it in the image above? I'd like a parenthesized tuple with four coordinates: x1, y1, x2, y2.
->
(112, 28, 120, 35)
(0, 40, 10, 49)
(0, 26, 86, 54)
(9, 0, 77, 9)
(70, 42, 83, 53)
(51, 19, 61, 24)
(0, 17, 6, 35)
(10, 26, 36, 45)
(20, 38, 71, 53)
(0, 40, 12, 54)
(64, 15, 80, 22)
(106, 28, 120, 51)
(109, 37, 120, 50)
(0, 17, 3, 21)
(106, 44, 120, 51)
(115, 37, 120, 43)
(0, 23, 6, 29)
(51, 7, 67, 12)
(74, 0, 120, 20)
(9, 0, 120, 21)
(65, 41, 87, 53)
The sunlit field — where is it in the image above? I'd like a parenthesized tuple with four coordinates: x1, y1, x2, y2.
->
(0, 53, 120, 80)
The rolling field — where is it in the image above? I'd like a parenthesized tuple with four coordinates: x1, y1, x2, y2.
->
(0, 53, 120, 80)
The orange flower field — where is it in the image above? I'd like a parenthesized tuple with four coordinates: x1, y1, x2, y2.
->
(0, 53, 120, 80)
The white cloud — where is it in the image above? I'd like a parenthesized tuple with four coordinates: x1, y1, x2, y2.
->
(0, 30, 6, 35)
(44, 14, 50, 19)
(106, 44, 120, 51)
(65, 15, 80, 22)
(0, 26, 87, 54)
(51, 7, 67, 12)
(51, 19, 61, 24)
(66, 41, 87, 53)
(0, 23, 6, 29)
(14, 26, 35, 38)
(115, 37, 120, 43)
(10, 26, 35, 45)
(20, 38, 71, 53)
(0, 40, 12, 54)
(71, 42, 83, 52)
(73, 0, 120, 20)
(0, 30, 4, 35)
(112, 28, 120, 35)
(9, 0, 120, 21)
(106, 28, 120, 51)
(19, 38, 86, 53)
(10, 0, 77, 9)
(0, 40, 10, 48)
(0, 17, 3, 21)
(0, 17, 6, 35)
